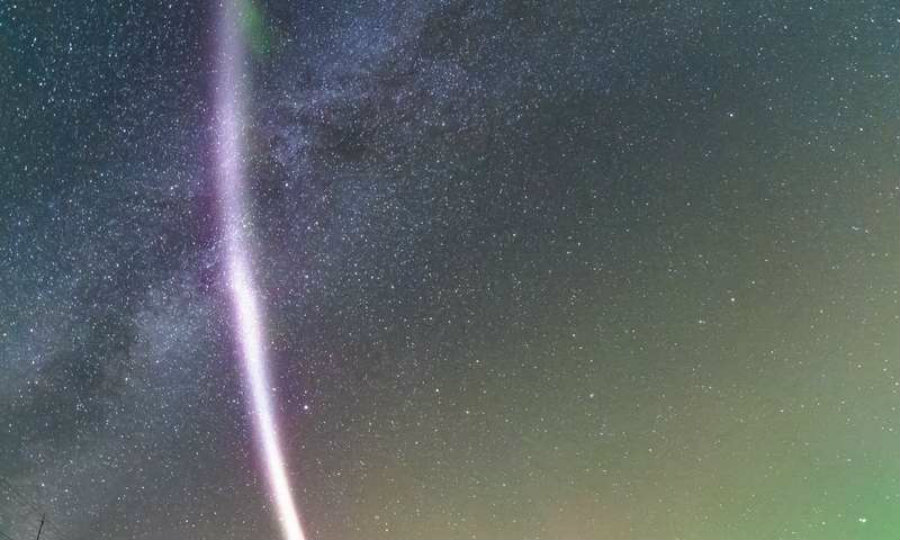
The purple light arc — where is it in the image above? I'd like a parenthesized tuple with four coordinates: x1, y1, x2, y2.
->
(213, 1, 306, 539)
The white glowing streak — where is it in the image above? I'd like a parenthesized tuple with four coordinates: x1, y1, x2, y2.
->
(214, 2, 305, 540)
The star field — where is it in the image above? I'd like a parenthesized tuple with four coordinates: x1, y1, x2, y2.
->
(1, 1, 898, 539)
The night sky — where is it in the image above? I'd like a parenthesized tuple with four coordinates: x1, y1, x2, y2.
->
(1, 1, 899, 539)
